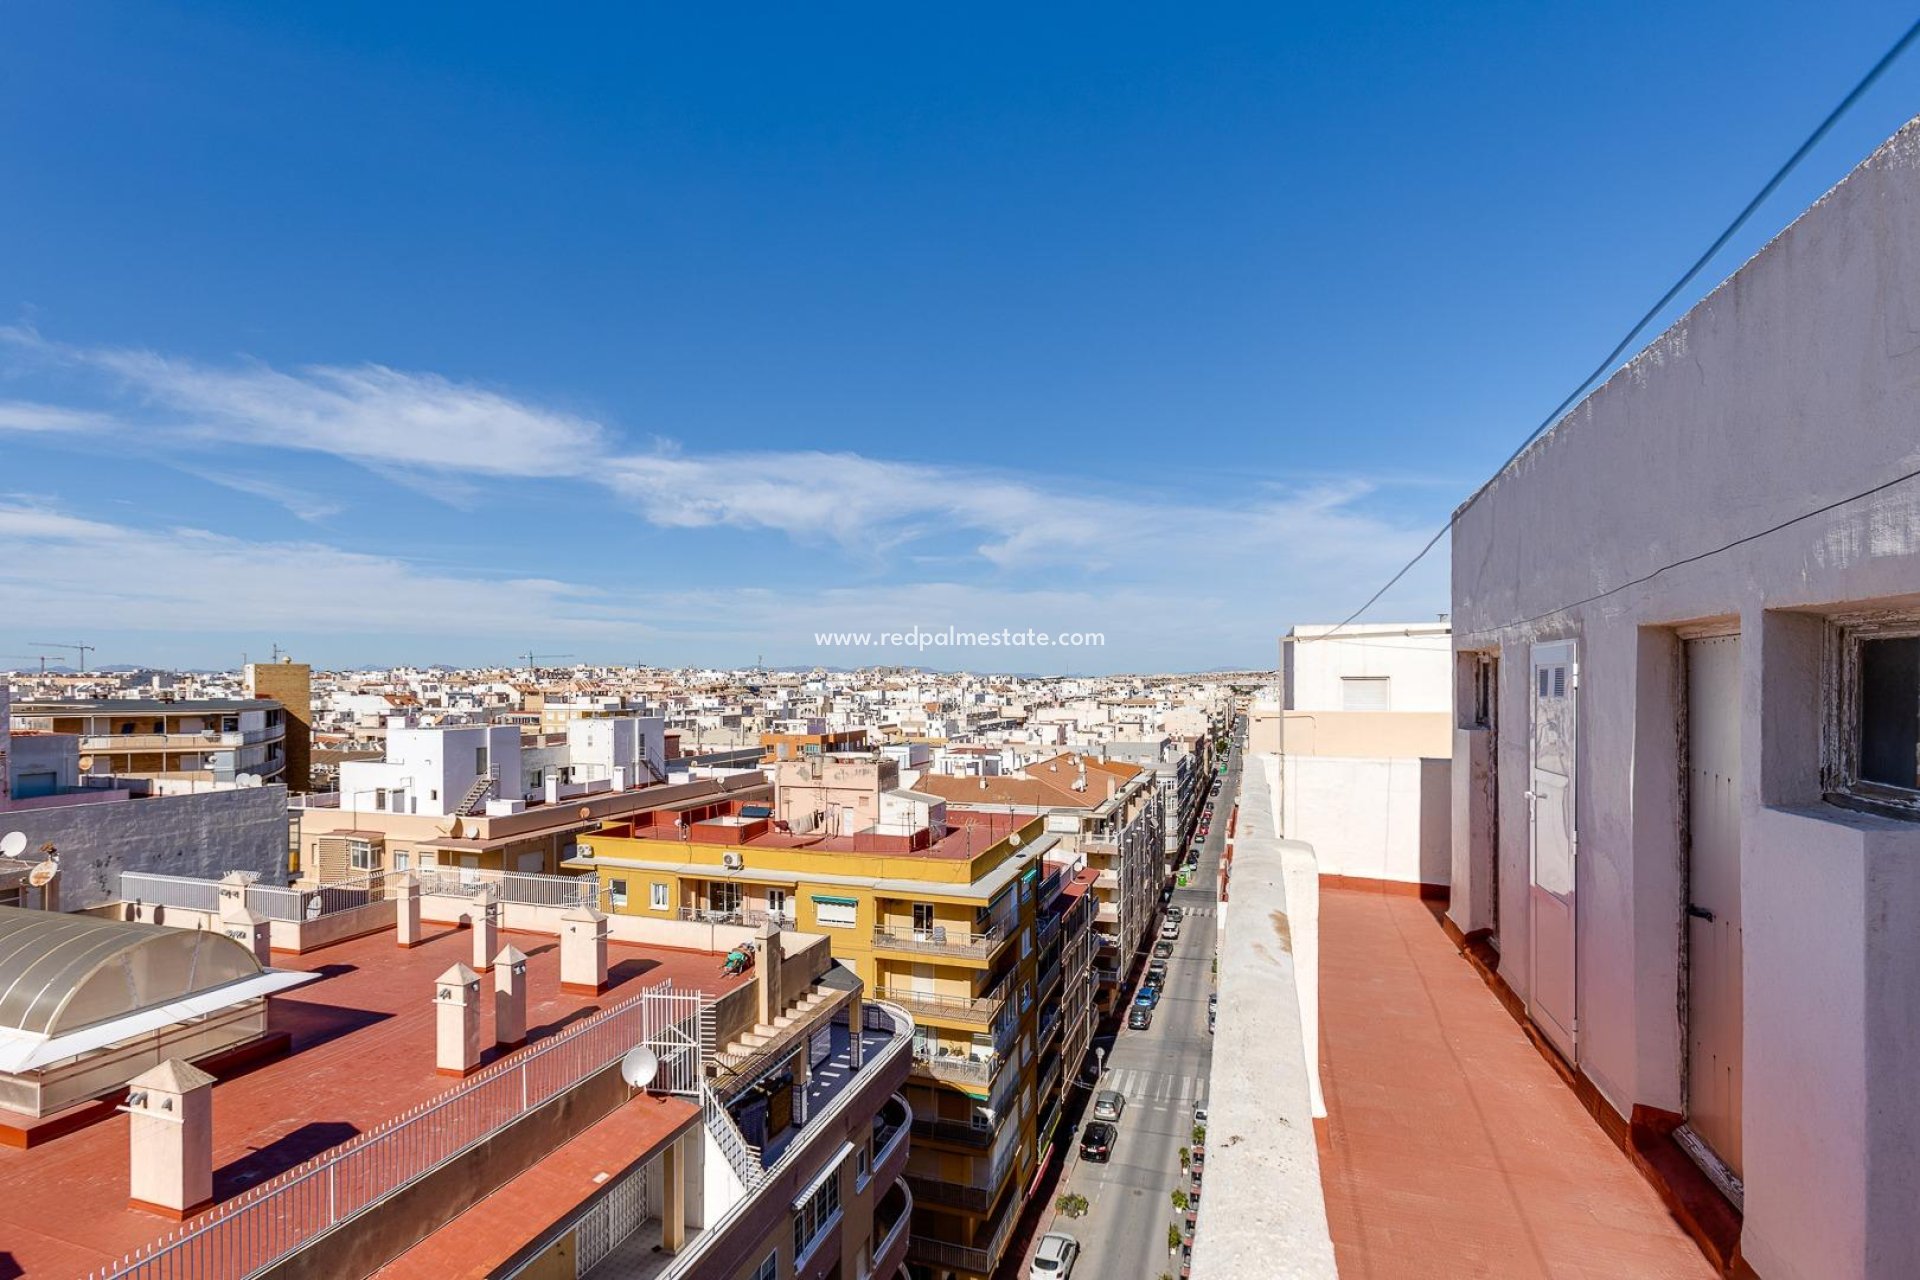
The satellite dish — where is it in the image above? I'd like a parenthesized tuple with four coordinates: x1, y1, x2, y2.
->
(619, 1046, 660, 1090)
(78, 756, 94, 771)
(578, 806, 593, 819)
(0, 832, 26, 860)
(27, 860, 57, 888)
(304, 894, 323, 921)
(1008, 832, 1022, 847)
(239, 774, 261, 788)
(449, 817, 465, 839)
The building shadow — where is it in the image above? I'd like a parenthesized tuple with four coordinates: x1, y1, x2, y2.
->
(215, 1120, 361, 1198)
(273, 999, 394, 1053)
(521, 1005, 599, 1043)
(603, 956, 663, 992)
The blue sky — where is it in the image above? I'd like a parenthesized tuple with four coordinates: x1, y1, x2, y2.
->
(4, 1, 1920, 673)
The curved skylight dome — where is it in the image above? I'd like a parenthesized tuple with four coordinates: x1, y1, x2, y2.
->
(0, 906, 263, 1037)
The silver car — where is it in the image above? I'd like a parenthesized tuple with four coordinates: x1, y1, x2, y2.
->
(1093, 1089, 1126, 1121)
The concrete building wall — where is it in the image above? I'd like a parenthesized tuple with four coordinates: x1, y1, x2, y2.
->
(1285, 625, 1452, 713)
(2, 785, 289, 909)
(1450, 116, 1920, 1280)
(1281, 755, 1449, 886)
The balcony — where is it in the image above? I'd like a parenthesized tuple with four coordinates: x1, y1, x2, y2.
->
(906, 1182, 1019, 1275)
(910, 1044, 1002, 1088)
(677, 906, 794, 929)
(906, 1172, 998, 1214)
(871, 924, 1008, 963)
(873, 1178, 912, 1279)
(910, 1111, 995, 1148)
(879, 986, 1005, 1029)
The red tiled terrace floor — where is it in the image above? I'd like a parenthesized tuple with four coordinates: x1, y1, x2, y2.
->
(0, 922, 747, 1280)
(1316, 887, 1716, 1280)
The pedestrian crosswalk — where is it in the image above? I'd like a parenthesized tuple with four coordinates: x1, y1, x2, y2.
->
(1101, 1066, 1208, 1111)
(1176, 905, 1217, 918)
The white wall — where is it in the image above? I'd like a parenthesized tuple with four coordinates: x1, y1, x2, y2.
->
(1281, 755, 1449, 885)
(1285, 625, 1452, 713)
(1450, 117, 1920, 1280)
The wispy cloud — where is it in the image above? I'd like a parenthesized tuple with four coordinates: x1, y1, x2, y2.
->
(0, 399, 119, 432)
(184, 469, 345, 523)
(0, 330, 1452, 662)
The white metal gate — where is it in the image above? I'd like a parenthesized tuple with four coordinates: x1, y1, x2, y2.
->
(573, 1160, 652, 1275)
(1684, 633, 1744, 1188)
(1528, 640, 1579, 1062)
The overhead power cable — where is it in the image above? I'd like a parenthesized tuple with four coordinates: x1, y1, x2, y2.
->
(1307, 12, 1920, 643)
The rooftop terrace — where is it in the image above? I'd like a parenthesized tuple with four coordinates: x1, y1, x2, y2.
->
(0, 919, 747, 1279)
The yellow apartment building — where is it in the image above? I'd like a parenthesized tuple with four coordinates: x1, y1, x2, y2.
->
(565, 754, 1051, 1280)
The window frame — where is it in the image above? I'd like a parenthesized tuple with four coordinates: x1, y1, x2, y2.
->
(608, 878, 629, 909)
(1825, 616, 1920, 817)
(650, 881, 670, 912)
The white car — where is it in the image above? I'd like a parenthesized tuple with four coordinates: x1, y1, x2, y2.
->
(1160, 919, 1180, 940)
(1030, 1232, 1080, 1279)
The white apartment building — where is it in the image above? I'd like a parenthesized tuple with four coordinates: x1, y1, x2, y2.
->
(1450, 117, 1920, 1280)
(1277, 622, 1452, 887)
(337, 716, 666, 819)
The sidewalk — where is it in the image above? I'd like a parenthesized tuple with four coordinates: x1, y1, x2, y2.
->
(1315, 886, 1716, 1280)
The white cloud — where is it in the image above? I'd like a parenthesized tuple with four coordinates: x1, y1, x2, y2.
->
(3, 327, 605, 477)
(0, 400, 118, 432)
(185, 469, 345, 523)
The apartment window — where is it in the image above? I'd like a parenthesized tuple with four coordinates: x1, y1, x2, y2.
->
(609, 879, 629, 908)
(813, 897, 857, 928)
(855, 1142, 872, 1190)
(791, 1161, 843, 1263)
(475, 747, 487, 772)
(650, 882, 670, 911)
(374, 787, 388, 811)
(767, 888, 790, 922)
(749, 1253, 776, 1280)
(912, 902, 936, 937)
(1341, 676, 1391, 711)
(711, 880, 742, 915)
(392, 852, 411, 872)
(347, 839, 377, 872)
(1830, 629, 1920, 812)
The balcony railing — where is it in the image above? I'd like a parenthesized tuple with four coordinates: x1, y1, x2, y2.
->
(873, 1180, 913, 1279)
(906, 1173, 997, 1214)
(910, 1046, 1000, 1087)
(878, 986, 1004, 1028)
(678, 906, 795, 929)
(906, 1182, 1019, 1275)
(871, 924, 1006, 961)
(910, 1112, 995, 1148)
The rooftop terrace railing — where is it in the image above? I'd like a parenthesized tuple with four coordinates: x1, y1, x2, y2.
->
(86, 983, 709, 1280)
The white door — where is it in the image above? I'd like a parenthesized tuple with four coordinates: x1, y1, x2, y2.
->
(1528, 640, 1578, 1062)
(1685, 634, 1744, 1182)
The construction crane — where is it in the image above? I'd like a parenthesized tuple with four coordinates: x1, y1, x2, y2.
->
(517, 651, 574, 671)
(1, 655, 54, 674)
(29, 642, 94, 671)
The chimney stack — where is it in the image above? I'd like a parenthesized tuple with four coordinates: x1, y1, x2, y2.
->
(560, 905, 608, 995)
(470, 887, 500, 972)
(494, 945, 528, 1050)
(126, 1059, 215, 1219)
(435, 963, 482, 1076)
(390, 870, 422, 948)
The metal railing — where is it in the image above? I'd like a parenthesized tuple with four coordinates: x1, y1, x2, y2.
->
(119, 871, 222, 914)
(86, 984, 708, 1280)
(119, 871, 387, 922)
(910, 1111, 994, 1148)
(677, 906, 793, 928)
(870, 924, 1005, 960)
(878, 986, 1005, 1027)
(906, 1183, 1018, 1274)
(702, 1083, 765, 1188)
(249, 873, 387, 922)
(415, 867, 599, 909)
(910, 1046, 1000, 1086)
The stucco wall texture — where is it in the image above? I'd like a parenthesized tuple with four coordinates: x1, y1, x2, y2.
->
(1451, 116, 1920, 1280)
(3, 784, 288, 909)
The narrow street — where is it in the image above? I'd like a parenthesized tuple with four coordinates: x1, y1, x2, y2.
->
(1009, 722, 1241, 1279)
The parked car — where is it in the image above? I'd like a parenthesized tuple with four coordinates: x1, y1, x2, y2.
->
(1135, 984, 1159, 1008)
(1030, 1232, 1081, 1279)
(1128, 1006, 1153, 1030)
(1093, 1089, 1126, 1121)
(1160, 919, 1181, 940)
(1197, 824, 1210, 838)
(1194, 1104, 1208, 1126)
(1147, 960, 1169, 983)
(1079, 1121, 1115, 1162)
(1167, 905, 1184, 922)
(1153, 940, 1175, 959)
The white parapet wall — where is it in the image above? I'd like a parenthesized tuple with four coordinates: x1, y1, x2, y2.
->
(1194, 753, 1336, 1280)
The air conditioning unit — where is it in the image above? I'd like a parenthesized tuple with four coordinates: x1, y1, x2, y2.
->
(722, 851, 744, 871)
